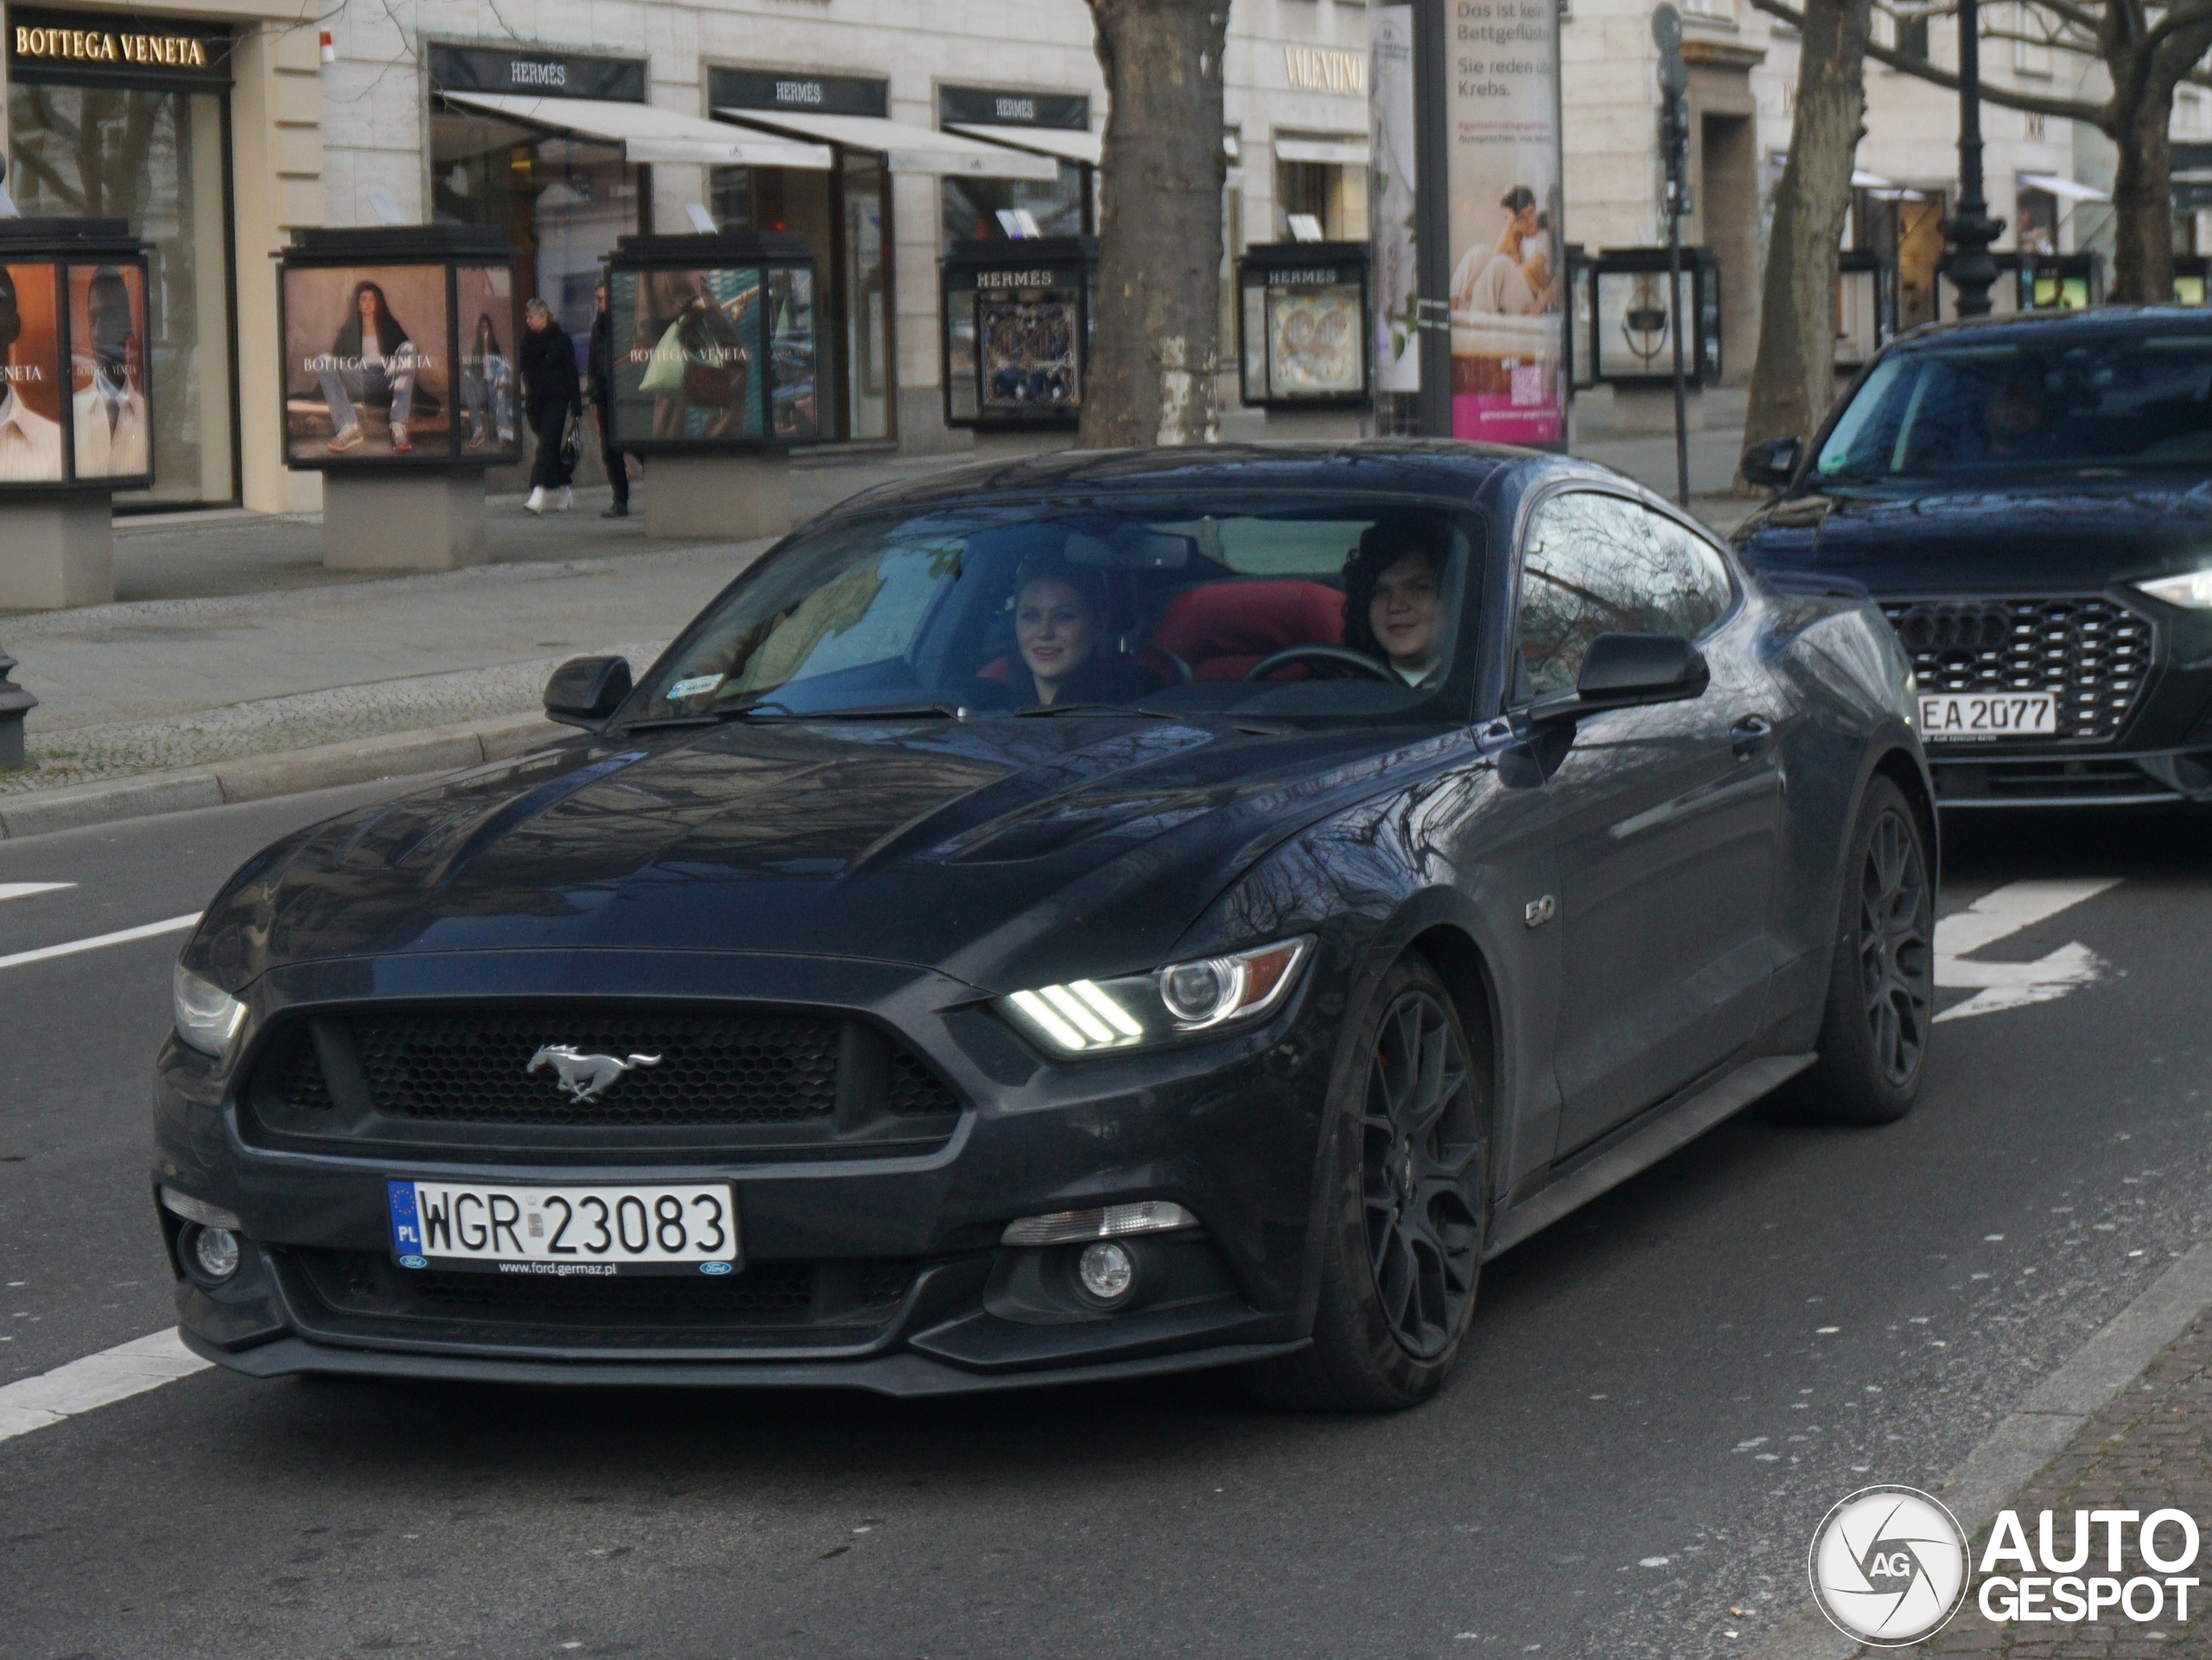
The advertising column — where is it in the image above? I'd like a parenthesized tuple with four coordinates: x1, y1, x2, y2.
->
(1427, 0, 1566, 447)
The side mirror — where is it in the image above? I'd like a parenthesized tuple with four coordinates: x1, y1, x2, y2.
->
(1529, 633, 1709, 727)
(544, 655, 632, 729)
(1739, 434, 1803, 489)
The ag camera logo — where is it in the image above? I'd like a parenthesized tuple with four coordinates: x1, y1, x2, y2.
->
(1809, 1485, 1971, 1645)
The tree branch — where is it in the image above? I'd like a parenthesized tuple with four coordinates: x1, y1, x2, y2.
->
(1749, 0, 2110, 123)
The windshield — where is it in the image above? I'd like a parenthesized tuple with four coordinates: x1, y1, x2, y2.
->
(1815, 328, 2212, 480)
(628, 497, 1478, 724)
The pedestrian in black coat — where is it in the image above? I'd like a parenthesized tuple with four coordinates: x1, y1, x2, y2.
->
(519, 297, 582, 513)
(587, 281, 629, 518)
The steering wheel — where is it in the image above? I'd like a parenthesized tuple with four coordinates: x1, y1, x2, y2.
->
(1243, 645, 1395, 683)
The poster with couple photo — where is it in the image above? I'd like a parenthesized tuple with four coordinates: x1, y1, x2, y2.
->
(282, 263, 453, 464)
(1445, 0, 1567, 445)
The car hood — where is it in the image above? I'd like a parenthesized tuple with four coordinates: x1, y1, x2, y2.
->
(195, 715, 1465, 995)
(1736, 475, 2212, 592)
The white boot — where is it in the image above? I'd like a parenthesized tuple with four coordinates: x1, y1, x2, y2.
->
(554, 487, 573, 512)
(524, 487, 545, 515)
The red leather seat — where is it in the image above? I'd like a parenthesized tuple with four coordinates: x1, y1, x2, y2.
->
(1147, 580, 1344, 682)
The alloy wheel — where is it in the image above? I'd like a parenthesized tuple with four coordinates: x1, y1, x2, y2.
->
(1858, 809, 1933, 1088)
(1361, 990, 1483, 1360)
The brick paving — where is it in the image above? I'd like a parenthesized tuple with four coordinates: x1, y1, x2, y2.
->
(1872, 1313, 2212, 1657)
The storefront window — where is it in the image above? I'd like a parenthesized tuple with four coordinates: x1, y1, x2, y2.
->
(431, 108, 639, 354)
(8, 80, 235, 508)
(709, 156, 889, 442)
(842, 150, 890, 441)
(940, 164, 1089, 246)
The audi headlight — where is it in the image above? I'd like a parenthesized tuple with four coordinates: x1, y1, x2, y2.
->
(998, 936, 1313, 1057)
(172, 964, 245, 1057)
(2136, 568, 2212, 610)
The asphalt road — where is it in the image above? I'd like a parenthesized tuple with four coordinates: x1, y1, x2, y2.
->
(0, 786, 2206, 1659)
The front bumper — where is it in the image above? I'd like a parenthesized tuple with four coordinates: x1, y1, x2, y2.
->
(1880, 589, 2212, 806)
(153, 948, 1342, 1392)
(1927, 742, 2212, 807)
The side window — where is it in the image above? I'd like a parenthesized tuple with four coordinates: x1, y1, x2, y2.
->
(1639, 509, 1736, 639)
(1516, 493, 1733, 697)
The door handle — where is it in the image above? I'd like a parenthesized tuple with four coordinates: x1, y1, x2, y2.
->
(1730, 714, 1774, 758)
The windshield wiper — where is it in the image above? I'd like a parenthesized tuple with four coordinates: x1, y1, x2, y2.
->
(1009, 703, 1180, 721)
(744, 701, 967, 721)
(622, 699, 964, 733)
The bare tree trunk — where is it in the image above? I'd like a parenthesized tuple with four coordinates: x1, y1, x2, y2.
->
(2108, 92, 2177, 302)
(1079, 0, 1230, 448)
(1739, 0, 1872, 484)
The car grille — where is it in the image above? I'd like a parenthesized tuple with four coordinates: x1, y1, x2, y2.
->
(247, 1002, 963, 1142)
(286, 1249, 919, 1336)
(1881, 597, 2153, 743)
(349, 1008, 842, 1127)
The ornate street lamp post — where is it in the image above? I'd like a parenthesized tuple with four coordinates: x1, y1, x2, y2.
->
(1943, 0, 2005, 316)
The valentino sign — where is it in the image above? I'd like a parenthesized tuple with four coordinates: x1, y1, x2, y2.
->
(13, 24, 210, 67)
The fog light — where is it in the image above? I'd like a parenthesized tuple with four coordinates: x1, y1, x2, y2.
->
(1077, 1241, 1135, 1303)
(185, 1224, 240, 1284)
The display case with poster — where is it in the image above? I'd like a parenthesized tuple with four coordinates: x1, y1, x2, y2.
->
(0, 217, 152, 492)
(276, 225, 519, 469)
(941, 236, 1096, 429)
(1237, 242, 1370, 409)
(601, 232, 821, 454)
(1587, 247, 1722, 387)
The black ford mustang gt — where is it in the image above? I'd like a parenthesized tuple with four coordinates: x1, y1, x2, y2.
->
(156, 443, 1934, 1409)
(1738, 307, 2212, 808)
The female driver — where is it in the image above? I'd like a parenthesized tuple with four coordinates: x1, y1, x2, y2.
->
(1004, 557, 1156, 708)
(1342, 522, 1449, 686)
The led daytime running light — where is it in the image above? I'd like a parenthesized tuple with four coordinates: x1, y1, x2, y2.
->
(2136, 567, 2212, 610)
(1001, 1201, 1198, 1246)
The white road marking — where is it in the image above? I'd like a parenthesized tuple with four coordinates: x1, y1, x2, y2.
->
(0, 1328, 210, 1445)
(0, 912, 200, 973)
(0, 882, 75, 902)
(1935, 877, 2121, 1023)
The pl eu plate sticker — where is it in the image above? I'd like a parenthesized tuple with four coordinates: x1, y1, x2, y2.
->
(387, 1180, 428, 1268)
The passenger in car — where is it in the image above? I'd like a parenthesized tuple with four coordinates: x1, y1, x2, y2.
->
(996, 557, 1163, 708)
(1342, 521, 1450, 686)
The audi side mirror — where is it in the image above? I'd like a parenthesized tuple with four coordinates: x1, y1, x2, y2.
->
(1739, 435, 1803, 489)
(544, 656, 632, 729)
(1529, 633, 1710, 728)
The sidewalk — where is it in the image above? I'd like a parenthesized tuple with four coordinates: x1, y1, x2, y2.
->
(1882, 1307, 2212, 1656)
(0, 400, 1757, 824)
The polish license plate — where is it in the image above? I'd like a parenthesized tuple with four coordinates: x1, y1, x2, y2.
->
(386, 1180, 740, 1276)
(1919, 691, 2057, 741)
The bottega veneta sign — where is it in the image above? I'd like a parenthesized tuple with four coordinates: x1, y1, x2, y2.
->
(14, 22, 209, 67)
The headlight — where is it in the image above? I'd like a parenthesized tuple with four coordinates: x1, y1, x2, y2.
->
(2137, 568, 2212, 610)
(998, 936, 1313, 1057)
(172, 964, 245, 1057)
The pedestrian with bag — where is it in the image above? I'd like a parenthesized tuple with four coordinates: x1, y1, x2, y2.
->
(519, 296, 581, 515)
(587, 279, 630, 518)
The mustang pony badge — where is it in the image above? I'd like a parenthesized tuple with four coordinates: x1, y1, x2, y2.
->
(527, 1044, 663, 1102)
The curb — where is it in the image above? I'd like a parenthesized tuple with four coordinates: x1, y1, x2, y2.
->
(0, 710, 570, 841)
(1747, 1240, 2212, 1658)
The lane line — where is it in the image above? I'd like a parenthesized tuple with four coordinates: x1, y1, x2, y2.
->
(0, 882, 75, 902)
(0, 912, 200, 973)
(1935, 878, 2122, 1025)
(0, 1328, 211, 1445)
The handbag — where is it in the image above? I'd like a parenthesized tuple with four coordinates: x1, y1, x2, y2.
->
(638, 319, 689, 397)
(558, 411, 582, 470)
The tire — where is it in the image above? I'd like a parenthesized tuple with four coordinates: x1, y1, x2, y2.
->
(1241, 954, 1488, 1411)
(1794, 775, 1936, 1124)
